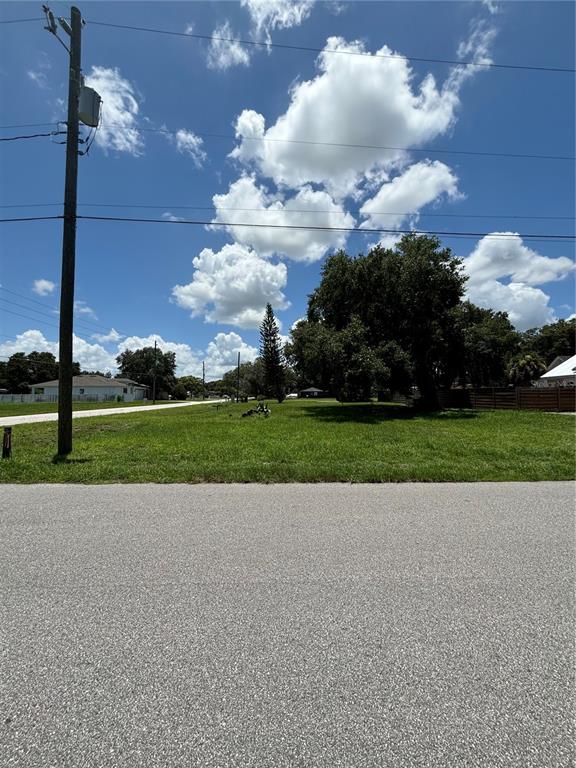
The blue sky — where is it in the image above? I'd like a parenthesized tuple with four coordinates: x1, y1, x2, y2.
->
(0, 0, 574, 378)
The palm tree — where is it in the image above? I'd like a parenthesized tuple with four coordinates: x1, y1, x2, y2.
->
(508, 354, 547, 386)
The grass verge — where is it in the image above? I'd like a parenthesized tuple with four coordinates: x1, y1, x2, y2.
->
(0, 399, 573, 483)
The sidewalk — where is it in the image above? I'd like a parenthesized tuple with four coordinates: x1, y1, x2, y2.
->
(0, 399, 225, 427)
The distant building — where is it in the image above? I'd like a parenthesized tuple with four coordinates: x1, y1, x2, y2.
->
(30, 374, 148, 402)
(299, 387, 327, 398)
(535, 354, 576, 388)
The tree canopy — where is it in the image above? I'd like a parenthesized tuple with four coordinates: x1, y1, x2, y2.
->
(286, 234, 569, 406)
(302, 235, 466, 407)
(1, 351, 80, 393)
(116, 347, 176, 398)
(520, 318, 575, 365)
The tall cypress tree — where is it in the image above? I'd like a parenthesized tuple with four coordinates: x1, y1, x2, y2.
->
(260, 303, 285, 402)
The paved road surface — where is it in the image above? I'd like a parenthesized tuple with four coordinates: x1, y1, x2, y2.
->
(0, 399, 225, 427)
(1, 483, 574, 767)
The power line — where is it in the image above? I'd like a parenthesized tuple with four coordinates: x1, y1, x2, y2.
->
(188, 131, 576, 162)
(75, 214, 576, 242)
(87, 20, 576, 74)
(1, 213, 573, 242)
(0, 122, 61, 130)
(0, 297, 112, 337)
(0, 18, 43, 25)
(0, 288, 115, 334)
(0, 287, 149, 343)
(0, 202, 573, 223)
(0, 306, 60, 330)
(0, 215, 62, 223)
(98, 121, 576, 162)
(0, 131, 66, 142)
(1, 119, 573, 162)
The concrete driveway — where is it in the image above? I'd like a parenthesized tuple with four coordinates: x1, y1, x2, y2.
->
(1, 482, 574, 767)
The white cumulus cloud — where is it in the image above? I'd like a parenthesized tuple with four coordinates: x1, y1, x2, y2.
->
(466, 280, 556, 331)
(85, 66, 143, 156)
(212, 175, 354, 262)
(241, 0, 314, 42)
(91, 328, 123, 344)
(464, 234, 574, 330)
(464, 234, 574, 286)
(1, 329, 258, 380)
(230, 31, 493, 197)
(162, 212, 185, 223)
(205, 331, 258, 376)
(116, 331, 257, 379)
(74, 300, 98, 320)
(33, 279, 56, 296)
(0, 330, 116, 373)
(360, 161, 461, 231)
(172, 242, 289, 328)
(174, 129, 206, 167)
(207, 21, 251, 70)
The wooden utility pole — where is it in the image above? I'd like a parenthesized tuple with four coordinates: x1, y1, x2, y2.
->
(236, 351, 241, 403)
(202, 361, 205, 401)
(152, 340, 158, 404)
(57, 6, 82, 456)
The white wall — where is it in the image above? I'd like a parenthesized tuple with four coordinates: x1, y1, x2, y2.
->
(27, 385, 147, 402)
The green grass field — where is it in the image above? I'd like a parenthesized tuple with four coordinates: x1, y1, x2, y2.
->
(1, 399, 573, 483)
(0, 400, 188, 417)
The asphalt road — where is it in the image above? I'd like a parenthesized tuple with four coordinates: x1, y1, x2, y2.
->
(1, 483, 574, 767)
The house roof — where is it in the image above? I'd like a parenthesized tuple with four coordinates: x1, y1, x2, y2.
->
(546, 355, 569, 372)
(540, 354, 576, 379)
(114, 377, 147, 387)
(32, 375, 146, 388)
(300, 387, 324, 393)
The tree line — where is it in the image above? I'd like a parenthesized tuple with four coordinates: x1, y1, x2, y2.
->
(285, 235, 574, 408)
(2, 236, 573, 403)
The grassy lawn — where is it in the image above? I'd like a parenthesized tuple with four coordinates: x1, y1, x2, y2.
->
(0, 400, 189, 417)
(0, 399, 573, 483)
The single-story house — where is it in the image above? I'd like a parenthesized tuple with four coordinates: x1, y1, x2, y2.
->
(535, 354, 576, 388)
(299, 387, 327, 398)
(31, 375, 148, 402)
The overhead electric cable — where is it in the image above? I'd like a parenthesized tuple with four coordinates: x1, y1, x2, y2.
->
(0, 122, 61, 130)
(1, 119, 572, 161)
(0, 202, 574, 222)
(0, 216, 63, 223)
(95, 121, 575, 162)
(0, 290, 115, 335)
(0, 17, 43, 25)
(0, 297, 113, 337)
(0, 131, 66, 142)
(86, 20, 576, 74)
(77, 214, 575, 242)
(0, 214, 573, 242)
(0, 287, 141, 340)
(0, 306, 61, 330)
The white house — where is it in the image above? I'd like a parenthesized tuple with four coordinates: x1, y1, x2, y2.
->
(536, 354, 576, 388)
(30, 375, 148, 402)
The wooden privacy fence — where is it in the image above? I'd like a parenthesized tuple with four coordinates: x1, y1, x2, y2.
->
(437, 387, 575, 412)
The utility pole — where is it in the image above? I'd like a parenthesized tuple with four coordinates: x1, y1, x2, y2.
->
(236, 351, 241, 403)
(152, 340, 158, 404)
(57, 6, 82, 456)
(202, 361, 205, 401)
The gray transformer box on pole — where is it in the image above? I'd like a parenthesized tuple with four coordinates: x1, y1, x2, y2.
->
(79, 86, 101, 127)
